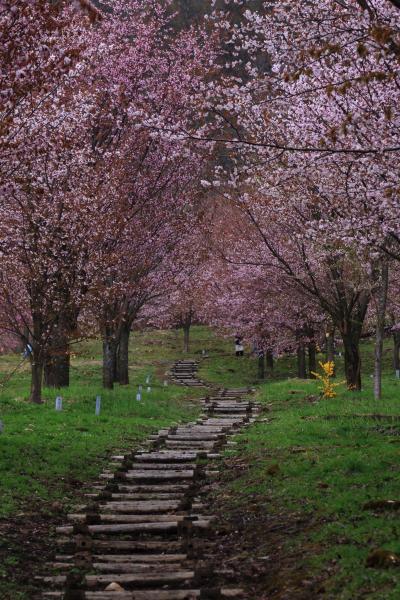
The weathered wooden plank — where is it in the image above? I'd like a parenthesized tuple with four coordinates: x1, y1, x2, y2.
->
(56, 539, 183, 552)
(136, 452, 197, 462)
(98, 501, 181, 513)
(84, 570, 195, 587)
(56, 521, 179, 535)
(43, 592, 243, 600)
(130, 463, 196, 471)
(67, 514, 189, 524)
(117, 484, 190, 493)
(125, 470, 194, 479)
(54, 553, 186, 563)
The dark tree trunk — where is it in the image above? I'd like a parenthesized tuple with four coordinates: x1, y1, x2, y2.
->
(325, 326, 336, 375)
(103, 337, 117, 389)
(183, 323, 191, 353)
(29, 313, 44, 403)
(394, 331, 400, 374)
(44, 350, 70, 388)
(117, 324, 130, 385)
(30, 356, 43, 404)
(341, 332, 362, 391)
(335, 293, 369, 391)
(374, 259, 389, 400)
(43, 306, 79, 388)
(258, 353, 265, 379)
(266, 349, 274, 371)
(44, 332, 70, 388)
(308, 341, 317, 379)
(297, 343, 307, 379)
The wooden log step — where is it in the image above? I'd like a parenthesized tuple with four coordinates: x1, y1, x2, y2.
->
(126, 465, 194, 481)
(56, 522, 179, 535)
(131, 463, 196, 471)
(56, 539, 183, 552)
(208, 416, 246, 421)
(164, 441, 215, 448)
(124, 470, 194, 480)
(96, 553, 186, 563)
(47, 561, 190, 573)
(40, 570, 195, 588)
(98, 501, 181, 513)
(212, 405, 250, 410)
(201, 419, 243, 424)
(85, 571, 195, 587)
(54, 553, 186, 564)
(166, 434, 222, 441)
(43, 590, 243, 600)
(67, 514, 191, 524)
(92, 562, 191, 573)
(103, 493, 185, 501)
(212, 408, 249, 413)
(84, 591, 201, 600)
(175, 426, 227, 432)
(211, 404, 251, 409)
(135, 452, 198, 462)
(118, 484, 191, 493)
(57, 519, 211, 535)
(84, 493, 184, 500)
(207, 397, 248, 402)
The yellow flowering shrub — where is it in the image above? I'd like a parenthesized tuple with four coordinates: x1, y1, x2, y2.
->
(311, 361, 342, 399)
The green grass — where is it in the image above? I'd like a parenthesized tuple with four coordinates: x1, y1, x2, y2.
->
(0, 327, 219, 517)
(0, 326, 226, 599)
(1, 327, 399, 599)
(198, 338, 400, 599)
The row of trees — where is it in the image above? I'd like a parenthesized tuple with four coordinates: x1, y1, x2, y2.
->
(0, 0, 399, 401)
(198, 0, 400, 398)
(0, 0, 216, 402)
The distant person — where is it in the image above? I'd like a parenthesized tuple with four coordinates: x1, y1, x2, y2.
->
(22, 343, 32, 359)
(235, 336, 244, 357)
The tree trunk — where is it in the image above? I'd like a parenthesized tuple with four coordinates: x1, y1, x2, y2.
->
(308, 341, 317, 379)
(374, 260, 389, 400)
(117, 324, 130, 385)
(297, 343, 307, 378)
(393, 331, 400, 375)
(30, 356, 43, 404)
(258, 353, 265, 379)
(266, 349, 274, 371)
(183, 323, 190, 353)
(103, 337, 117, 389)
(341, 332, 362, 391)
(44, 333, 70, 388)
(335, 293, 369, 391)
(325, 326, 336, 375)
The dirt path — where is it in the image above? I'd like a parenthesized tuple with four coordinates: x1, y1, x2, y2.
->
(38, 360, 260, 600)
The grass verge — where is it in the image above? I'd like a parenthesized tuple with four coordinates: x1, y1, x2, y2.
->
(201, 339, 400, 599)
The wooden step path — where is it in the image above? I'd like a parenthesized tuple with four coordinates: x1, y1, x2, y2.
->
(39, 360, 259, 600)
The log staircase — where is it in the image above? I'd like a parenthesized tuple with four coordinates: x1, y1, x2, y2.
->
(39, 360, 259, 600)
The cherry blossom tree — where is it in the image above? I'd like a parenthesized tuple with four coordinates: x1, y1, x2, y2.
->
(0, 0, 215, 401)
(201, 0, 400, 394)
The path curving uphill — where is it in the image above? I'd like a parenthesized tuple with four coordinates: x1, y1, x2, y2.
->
(39, 359, 259, 600)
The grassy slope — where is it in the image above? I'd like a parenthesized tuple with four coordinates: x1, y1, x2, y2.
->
(1, 327, 399, 598)
(0, 327, 219, 518)
(199, 337, 400, 599)
(0, 326, 225, 599)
